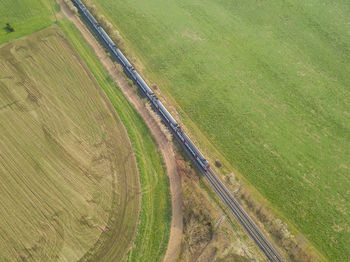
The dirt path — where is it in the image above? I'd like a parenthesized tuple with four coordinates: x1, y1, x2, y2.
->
(57, 1, 183, 261)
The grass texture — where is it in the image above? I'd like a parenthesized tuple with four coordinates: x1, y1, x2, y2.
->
(0, 0, 57, 45)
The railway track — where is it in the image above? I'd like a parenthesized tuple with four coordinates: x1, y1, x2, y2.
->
(70, 0, 286, 260)
(204, 169, 285, 262)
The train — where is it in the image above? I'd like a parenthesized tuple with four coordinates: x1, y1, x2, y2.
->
(71, 0, 210, 172)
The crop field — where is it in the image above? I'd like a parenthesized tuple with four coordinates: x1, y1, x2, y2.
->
(89, 0, 350, 260)
(0, 0, 56, 45)
(0, 26, 141, 261)
(59, 20, 171, 262)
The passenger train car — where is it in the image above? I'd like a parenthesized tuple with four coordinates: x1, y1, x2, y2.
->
(71, 0, 210, 171)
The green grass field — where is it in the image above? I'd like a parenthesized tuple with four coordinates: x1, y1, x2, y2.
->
(0, 26, 140, 261)
(58, 20, 171, 262)
(89, 0, 350, 260)
(0, 0, 56, 45)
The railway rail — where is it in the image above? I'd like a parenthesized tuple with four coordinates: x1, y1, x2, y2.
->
(70, 0, 286, 260)
(205, 169, 285, 261)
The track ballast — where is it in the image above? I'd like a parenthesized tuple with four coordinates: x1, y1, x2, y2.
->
(205, 169, 285, 261)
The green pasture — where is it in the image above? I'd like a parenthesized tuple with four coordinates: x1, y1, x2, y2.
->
(0, 0, 57, 44)
(90, 0, 350, 260)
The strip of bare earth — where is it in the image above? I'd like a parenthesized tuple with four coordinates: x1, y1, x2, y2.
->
(56, 1, 183, 261)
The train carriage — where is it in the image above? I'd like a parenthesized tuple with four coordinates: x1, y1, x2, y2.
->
(71, 0, 210, 172)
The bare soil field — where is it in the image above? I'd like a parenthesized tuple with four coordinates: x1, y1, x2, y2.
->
(0, 26, 140, 261)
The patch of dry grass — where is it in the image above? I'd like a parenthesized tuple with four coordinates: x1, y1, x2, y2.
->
(145, 102, 173, 141)
(176, 153, 264, 262)
(0, 26, 140, 261)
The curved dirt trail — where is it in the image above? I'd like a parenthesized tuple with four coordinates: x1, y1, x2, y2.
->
(57, 1, 183, 261)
